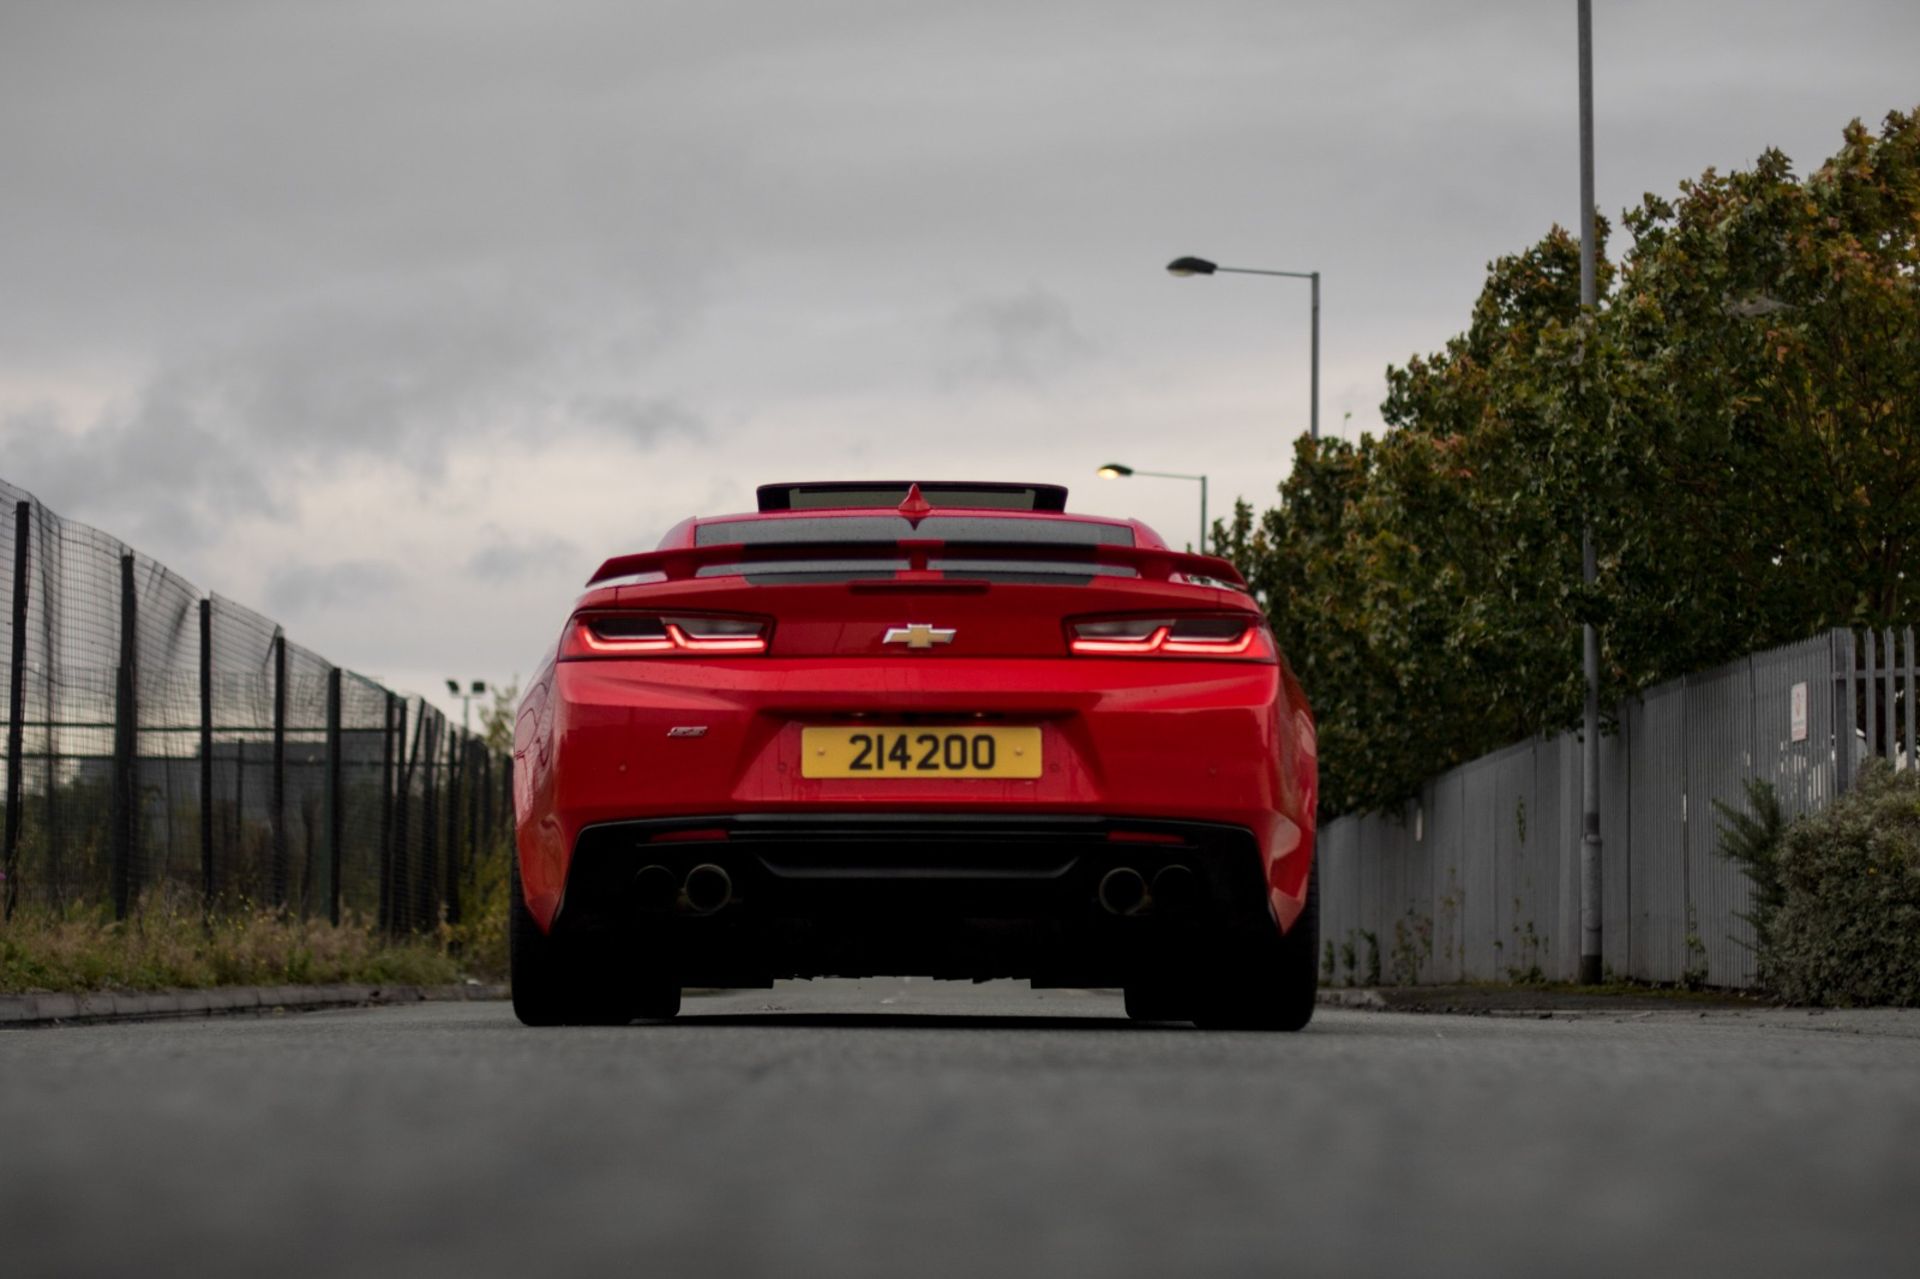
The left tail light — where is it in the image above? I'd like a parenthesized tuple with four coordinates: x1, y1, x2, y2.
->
(1067, 615, 1275, 660)
(562, 613, 771, 658)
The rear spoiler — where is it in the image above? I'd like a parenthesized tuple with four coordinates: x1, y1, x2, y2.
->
(586, 540, 1247, 589)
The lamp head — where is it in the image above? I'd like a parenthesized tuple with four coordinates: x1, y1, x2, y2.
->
(1097, 464, 1133, 479)
(1166, 256, 1218, 277)
(445, 679, 460, 696)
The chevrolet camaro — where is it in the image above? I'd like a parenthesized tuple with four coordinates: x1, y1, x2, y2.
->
(511, 480, 1319, 1028)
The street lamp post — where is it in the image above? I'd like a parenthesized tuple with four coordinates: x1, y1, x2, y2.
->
(1575, 0, 1603, 987)
(1097, 464, 1208, 554)
(445, 678, 489, 737)
(1166, 255, 1320, 441)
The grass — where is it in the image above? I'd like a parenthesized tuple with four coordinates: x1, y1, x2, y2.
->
(0, 860, 515, 996)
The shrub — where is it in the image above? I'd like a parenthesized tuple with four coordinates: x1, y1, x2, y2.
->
(0, 891, 469, 995)
(445, 840, 511, 982)
(1749, 763, 1920, 1006)
(1714, 777, 1787, 959)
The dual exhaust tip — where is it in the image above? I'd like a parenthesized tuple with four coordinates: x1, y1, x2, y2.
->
(637, 860, 1184, 918)
(1098, 864, 1196, 917)
(632, 863, 732, 915)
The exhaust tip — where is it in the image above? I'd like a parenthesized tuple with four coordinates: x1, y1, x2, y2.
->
(1098, 866, 1149, 916)
(1151, 864, 1197, 912)
(682, 863, 733, 915)
(632, 864, 678, 912)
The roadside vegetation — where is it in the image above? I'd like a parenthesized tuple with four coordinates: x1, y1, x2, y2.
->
(0, 684, 519, 997)
(0, 899, 466, 994)
(1720, 764, 1920, 1007)
(1213, 108, 1920, 817)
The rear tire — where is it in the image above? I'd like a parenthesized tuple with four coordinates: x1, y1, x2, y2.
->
(1194, 860, 1319, 1032)
(1123, 981, 1191, 1023)
(510, 855, 678, 1025)
(509, 853, 577, 1026)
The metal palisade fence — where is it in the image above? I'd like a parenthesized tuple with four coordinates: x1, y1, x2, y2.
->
(0, 477, 512, 931)
(1319, 627, 1914, 990)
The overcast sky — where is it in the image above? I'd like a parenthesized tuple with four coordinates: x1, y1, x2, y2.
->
(3, 0, 1916, 717)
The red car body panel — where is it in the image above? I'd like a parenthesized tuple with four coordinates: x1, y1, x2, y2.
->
(513, 487, 1317, 988)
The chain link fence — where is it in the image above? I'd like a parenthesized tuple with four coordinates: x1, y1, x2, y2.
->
(1, 478, 512, 932)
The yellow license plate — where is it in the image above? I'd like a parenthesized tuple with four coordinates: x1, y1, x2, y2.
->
(801, 726, 1042, 779)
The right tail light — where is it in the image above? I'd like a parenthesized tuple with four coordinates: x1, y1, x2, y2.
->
(1067, 615, 1275, 660)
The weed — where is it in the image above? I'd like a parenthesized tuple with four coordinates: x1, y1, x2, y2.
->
(1681, 902, 1709, 990)
(0, 884, 488, 995)
(1389, 910, 1433, 986)
(1505, 914, 1547, 984)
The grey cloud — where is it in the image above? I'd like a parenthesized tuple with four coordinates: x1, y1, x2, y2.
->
(1, 283, 699, 547)
(943, 287, 1094, 384)
(466, 534, 583, 583)
(264, 559, 401, 619)
(568, 396, 705, 447)
(4, 387, 273, 548)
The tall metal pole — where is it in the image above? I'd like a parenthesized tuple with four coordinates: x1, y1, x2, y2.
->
(324, 666, 342, 927)
(110, 553, 138, 919)
(1577, 0, 1604, 986)
(1199, 475, 1209, 555)
(4, 501, 31, 921)
(270, 632, 287, 911)
(198, 598, 213, 916)
(1309, 271, 1321, 441)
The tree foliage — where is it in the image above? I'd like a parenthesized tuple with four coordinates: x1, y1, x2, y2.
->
(1217, 109, 1920, 816)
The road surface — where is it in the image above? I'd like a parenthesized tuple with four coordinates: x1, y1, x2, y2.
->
(4, 980, 1918, 1277)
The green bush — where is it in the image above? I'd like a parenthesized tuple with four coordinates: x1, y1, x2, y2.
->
(1733, 764, 1920, 1006)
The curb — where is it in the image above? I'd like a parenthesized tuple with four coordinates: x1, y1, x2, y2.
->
(1315, 987, 1388, 1010)
(0, 982, 509, 1029)
(1313, 983, 1763, 1016)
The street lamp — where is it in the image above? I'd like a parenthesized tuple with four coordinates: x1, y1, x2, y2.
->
(1097, 463, 1209, 554)
(445, 678, 488, 736)
(1166, 255, 1321, 441)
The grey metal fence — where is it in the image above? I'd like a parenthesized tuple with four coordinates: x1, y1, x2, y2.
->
(0, 477, 512, 931)
(1320, 627, 1912, 989)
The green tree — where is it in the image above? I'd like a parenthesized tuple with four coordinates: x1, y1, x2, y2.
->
(479, 682, 519, 754)
(1218, 108, 1920, 817)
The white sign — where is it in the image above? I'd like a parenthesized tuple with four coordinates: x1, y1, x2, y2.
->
(1790, 682, 1808, 743)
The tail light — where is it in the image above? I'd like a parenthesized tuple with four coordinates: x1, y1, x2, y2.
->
(563, 613, 770, 658)
(1068, 615, 1275, 660)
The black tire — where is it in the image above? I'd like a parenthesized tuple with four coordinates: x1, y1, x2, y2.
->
(631, 979, 682, 1021)
(509, 853, 576, 1026)
(1194, 860, 1319, 1032)
(1123, 981, 1191, 1023)
(510, 856, 678, 1025)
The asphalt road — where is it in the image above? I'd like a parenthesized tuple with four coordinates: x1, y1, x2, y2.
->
(4, 982, 1919, 1279)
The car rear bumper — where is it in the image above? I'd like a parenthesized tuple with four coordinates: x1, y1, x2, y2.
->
(551, 813, 1281, 987)
(514, 656, 1316, 934)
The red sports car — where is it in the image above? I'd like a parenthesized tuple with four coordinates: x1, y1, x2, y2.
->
(511, 481, 1319, 1028)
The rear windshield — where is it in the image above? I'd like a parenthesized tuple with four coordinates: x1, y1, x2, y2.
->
(786, 487, 1043, 510)
(694, 515, 1135, 584)
(696, 516, 1133, 547)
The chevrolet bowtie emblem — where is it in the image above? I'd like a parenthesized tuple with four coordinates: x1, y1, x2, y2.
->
(883, 623, 956, 650)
